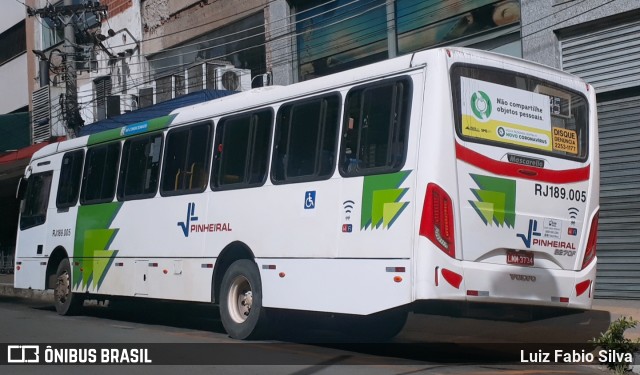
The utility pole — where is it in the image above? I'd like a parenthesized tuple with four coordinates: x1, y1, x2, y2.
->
(64, 0, 80, 136)
(27, 1, 108, 137)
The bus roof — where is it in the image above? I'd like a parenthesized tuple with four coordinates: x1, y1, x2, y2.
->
(30, 47, 590, 162)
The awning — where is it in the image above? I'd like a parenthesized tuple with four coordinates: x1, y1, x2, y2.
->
(79, 89, 237, 136)
(0, 136, 66, 164)
(0, 137, 66, 180)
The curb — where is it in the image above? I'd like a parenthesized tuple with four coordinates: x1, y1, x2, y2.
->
(0, 283, 54, 302)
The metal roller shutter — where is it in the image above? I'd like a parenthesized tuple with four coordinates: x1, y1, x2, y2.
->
(594, 95, 640, 298)
(561, 20, 640, 299)
(561, 20, 640, 93)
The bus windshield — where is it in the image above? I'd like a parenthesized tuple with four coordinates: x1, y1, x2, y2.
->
(451, 64, 589, 162)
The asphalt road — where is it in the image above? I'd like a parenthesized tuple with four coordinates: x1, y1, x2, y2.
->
(0, 296, 613, 374)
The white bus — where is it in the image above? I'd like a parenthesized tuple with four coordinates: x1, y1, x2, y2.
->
(14, 47, 599, 340)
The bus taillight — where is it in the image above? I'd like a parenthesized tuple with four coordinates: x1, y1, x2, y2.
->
(581, 211, 599, 270)
(420, 183, 455, 258)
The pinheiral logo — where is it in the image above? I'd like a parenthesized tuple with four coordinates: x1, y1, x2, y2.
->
(471, 90, 492, 120)
(177, 203, 232, 237)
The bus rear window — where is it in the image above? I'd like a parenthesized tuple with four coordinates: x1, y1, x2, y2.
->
(451, 65, 589, 161)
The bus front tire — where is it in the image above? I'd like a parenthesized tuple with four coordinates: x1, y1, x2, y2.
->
(219, 259, 268, 340)
(54, 258, 83, 316)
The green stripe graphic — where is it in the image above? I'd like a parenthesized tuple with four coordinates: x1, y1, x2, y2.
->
(73, 202, 123, 290)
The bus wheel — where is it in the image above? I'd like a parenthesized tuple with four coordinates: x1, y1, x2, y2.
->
(54, 258, 83, 315)
(219, 259, 268, 340)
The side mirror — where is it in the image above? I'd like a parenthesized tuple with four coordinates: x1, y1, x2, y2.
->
(16, 177, 27, 201)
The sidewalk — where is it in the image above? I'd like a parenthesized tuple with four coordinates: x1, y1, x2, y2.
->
(0, 273, 53, 302)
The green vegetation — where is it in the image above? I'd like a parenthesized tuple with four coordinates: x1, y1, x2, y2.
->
(592, 316, 639, 374)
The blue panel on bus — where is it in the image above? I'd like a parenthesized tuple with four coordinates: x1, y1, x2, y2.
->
(121, 122, 149, 137)
(304, 191, 316, 209)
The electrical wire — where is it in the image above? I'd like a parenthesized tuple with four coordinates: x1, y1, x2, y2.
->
(57, 1, 509, 116)
(58, 0, 506, 68)
(62, 0, 460, 104)
(62, 0, 371, 67)
(61, 0, 494, 82)
(72, 0, 520, 109)
(53, 2, 391, 105)
(13, 0, 617, 130)
(520, 0, 590, 28)
(16, 0, 486, 105)
(44, 0, 455, 94)
(520, 0, 617, 38)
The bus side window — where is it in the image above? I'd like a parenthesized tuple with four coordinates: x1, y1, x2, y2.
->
(118, 133, 163, 201)
(80, 143, 121, 205)
(212, 110, 272, 190)
(339, 78, 411, 176)
(56, 150, 84, 209)
(160, 123, 211, 196)
(271, 94, 340, 184)
(20, 172, 53, 230)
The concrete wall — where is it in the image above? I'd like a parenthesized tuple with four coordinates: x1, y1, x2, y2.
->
(103, 0, 133, 17)
(141, 0, 269, 54)
(521, 0, 640, 69)
(140, 0, 295, 85)
(0, 55, 29, 114)
(266, 0, 294, 85)
(265, 0, 297, 85)
(0, 2, 28, 114)
(0, 1, 26, 34)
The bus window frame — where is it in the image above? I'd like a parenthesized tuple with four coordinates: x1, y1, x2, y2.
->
(211, 108, 274, 191)
(56, 149, 85, 209)
(16, 177, 27, 201)
(80, 142, 122, 205)
(159, 121, 213, 197)
(117, 132, 164, 202)
(270, 92, 342, 185)
(338, 76, 412, 178)
(19, 171, 53, 230)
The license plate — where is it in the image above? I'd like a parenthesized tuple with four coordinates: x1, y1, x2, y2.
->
(506, 250, 534, 266)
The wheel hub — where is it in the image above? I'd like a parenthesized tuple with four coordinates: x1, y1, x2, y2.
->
(55, 271, 70, 304)
(228, 276, 253, 323)
(239, 291, 252, 317)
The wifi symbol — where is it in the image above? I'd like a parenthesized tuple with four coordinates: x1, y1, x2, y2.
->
(343, 200, 355, 221)
(568, 207, 579, 219)
(343, 200, 355, 214)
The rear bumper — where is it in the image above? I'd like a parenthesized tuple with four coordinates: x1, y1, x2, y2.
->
(415, 237, 596, 309)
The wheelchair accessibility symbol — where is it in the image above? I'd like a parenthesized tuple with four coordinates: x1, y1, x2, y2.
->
(304, 191, 316, 209)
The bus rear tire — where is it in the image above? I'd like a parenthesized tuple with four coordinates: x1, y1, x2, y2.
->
(219, 259, 268, 340)
(54, 258, 83, 316)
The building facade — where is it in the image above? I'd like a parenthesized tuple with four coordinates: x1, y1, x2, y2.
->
(26, 0, 523, 134)
(521, 0, 640, 299)
(0, 2, 30, 254)
(0, 3, 29, 115)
